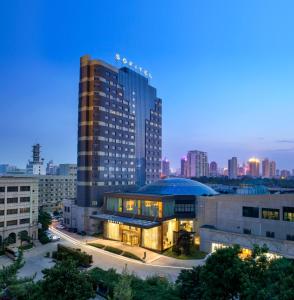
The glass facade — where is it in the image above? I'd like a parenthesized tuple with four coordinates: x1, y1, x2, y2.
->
(105, 196, 174, 218)
(162, 219, 177, 250)
(142, 226, 161, 251)
(118, 68, 162, 186)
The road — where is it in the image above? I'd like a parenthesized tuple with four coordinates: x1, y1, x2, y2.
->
(0, 228, 204, 282)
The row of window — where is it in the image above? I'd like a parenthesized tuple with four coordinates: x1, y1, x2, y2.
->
(0, 186, 31, 193)
(174, 204, 195, 213)
(242, 206, 294, 222)
(243, 228, 294, 241)
(0, 207, 30, 215)
(0, 197, 30, 204)
(0, 218, 30, 227)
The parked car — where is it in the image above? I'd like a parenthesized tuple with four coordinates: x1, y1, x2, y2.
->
(56, 224, 65, 230)
(5, 247, 19, 261)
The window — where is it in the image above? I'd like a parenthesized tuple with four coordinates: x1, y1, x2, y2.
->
(243, 228, 251, 234)
(7, 198, 18, 204)
(7, 209, 18, 215)
(7, 186, 18, 192)
(283, 207, 294, 222)
(20, 197, 30, 203)
(0, 222, 3, 227)
(7, 220, 17, 226)
(286, 234, 294, 241)
(0, 187, 5, 192)
(0, 198, 4, 204)
(19, 218, 30, 224)
(19, 207, 30, 214)
(0, 210, 4, 216)
(175, 204, 194, 213)
(242, 206, 259, 218)
(262, 208, 280, 220)
(266, 231, 275, 238)
(20, 186, 30, 192)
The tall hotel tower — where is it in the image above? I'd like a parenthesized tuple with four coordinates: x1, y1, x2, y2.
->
(76, 55, 162, 231)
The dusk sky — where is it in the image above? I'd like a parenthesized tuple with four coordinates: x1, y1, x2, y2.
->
(1, 0, 294, 170)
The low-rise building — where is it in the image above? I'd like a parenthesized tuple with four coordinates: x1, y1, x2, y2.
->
(199, 193, 294, 258)
(0, 176, 39, 245)
(38, 175, 76, 212)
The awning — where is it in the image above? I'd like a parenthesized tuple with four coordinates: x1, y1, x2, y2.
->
(90, 213, 160, 229)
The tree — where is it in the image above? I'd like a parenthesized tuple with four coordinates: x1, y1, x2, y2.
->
(113, 265, 133, 300)
(38, 259, 95, 300)
(18, 230, 31, 246)
(38, 211, 52, 230)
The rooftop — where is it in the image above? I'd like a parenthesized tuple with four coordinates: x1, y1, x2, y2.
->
(137, 178, 218, 196)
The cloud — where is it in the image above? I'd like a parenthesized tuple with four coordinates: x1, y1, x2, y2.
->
(270, 147, 294, 152)
(276, 139, 294, 144)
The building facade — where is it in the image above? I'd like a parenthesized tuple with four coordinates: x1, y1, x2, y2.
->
(199, 193, 294, 258)
(269, 160, 276, 178)
(118, 67, 162, 186)
(209, 161, 218, 177)
(186, 150, 208, 178)
(38, 175, 76, 212)
(161, 158, 170, 177)
(228, 157, 238, 179)
(0, 177, 39, 245)
(26, 144, 45, 175)
(248, 157, 260, 177)
(180, 157, 187, 177)
(262, 158, 270, 178)
(58, 164, 77, 177)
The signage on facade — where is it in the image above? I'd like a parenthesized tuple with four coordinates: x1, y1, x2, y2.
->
(115, 53, 152, 79)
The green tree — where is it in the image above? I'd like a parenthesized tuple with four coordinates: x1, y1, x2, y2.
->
(113, 265, 133, 300)
(38, 211, 52, 230)
(18, 230, 31, 246)
(38, 259, 95, 300)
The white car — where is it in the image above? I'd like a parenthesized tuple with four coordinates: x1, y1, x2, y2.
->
(50, 235, 60, 242)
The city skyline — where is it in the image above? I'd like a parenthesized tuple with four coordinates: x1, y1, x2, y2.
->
(1, 1, 294, 170)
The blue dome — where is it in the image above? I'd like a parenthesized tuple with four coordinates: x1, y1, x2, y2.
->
(138, 178, 218, 196)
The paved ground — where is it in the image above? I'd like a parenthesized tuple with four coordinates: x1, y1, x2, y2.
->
(0, 228, 205, 282)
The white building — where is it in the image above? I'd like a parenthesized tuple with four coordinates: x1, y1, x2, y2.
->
(186, 150, 208, 178)
(38, 175, 76, 212)
(0, 177, 39, 246)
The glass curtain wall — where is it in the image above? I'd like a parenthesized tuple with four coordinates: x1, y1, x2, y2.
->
(142, 226, 161, 251)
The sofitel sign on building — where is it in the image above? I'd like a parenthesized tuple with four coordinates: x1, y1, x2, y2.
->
(115, 53, 152, 79)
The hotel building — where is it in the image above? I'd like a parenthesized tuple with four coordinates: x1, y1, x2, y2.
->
(76, 55, 162, 232)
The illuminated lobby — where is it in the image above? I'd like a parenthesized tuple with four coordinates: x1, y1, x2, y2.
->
(91, 178, 218, 251)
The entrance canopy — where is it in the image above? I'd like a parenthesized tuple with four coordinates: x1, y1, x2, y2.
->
(91, 213, 159, 229)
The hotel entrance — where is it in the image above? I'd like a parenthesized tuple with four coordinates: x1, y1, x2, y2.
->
(121, 225, 141, 246)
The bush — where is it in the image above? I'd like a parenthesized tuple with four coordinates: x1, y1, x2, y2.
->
(19, 243, 33, 251)
(45, 251, 50, 258)
(88, 243, 105, 249)
(104, 246, 123, 255)
(122, 251, 143, 261)
(172, 245, 181, 256)
(54, 244, 93, 267)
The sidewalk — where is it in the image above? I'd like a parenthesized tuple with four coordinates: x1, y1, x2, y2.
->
(54, 229, 161, 263)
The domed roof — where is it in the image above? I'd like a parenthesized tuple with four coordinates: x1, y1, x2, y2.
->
(138, 178, 218, 196)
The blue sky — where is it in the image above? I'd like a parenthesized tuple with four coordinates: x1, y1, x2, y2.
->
(1, 0, 294, 170)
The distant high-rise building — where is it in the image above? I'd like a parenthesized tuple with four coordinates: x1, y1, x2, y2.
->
(209, 161, 218, 177)
(281, 170, 290, 179)
(228, 157, 238, 179)
(46, 160, 59, 175)
(269, 161, 276, 178)
(276, 169, 280, 177)
(248, 157, 260, 177)
(58, 164, 77, 177)
(180, 157, 187, 177)
(161, 158, 170, 177)
(26, 144, 45, 175)
(186, 150, 208, 178)
(262, 158, 270, 178)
